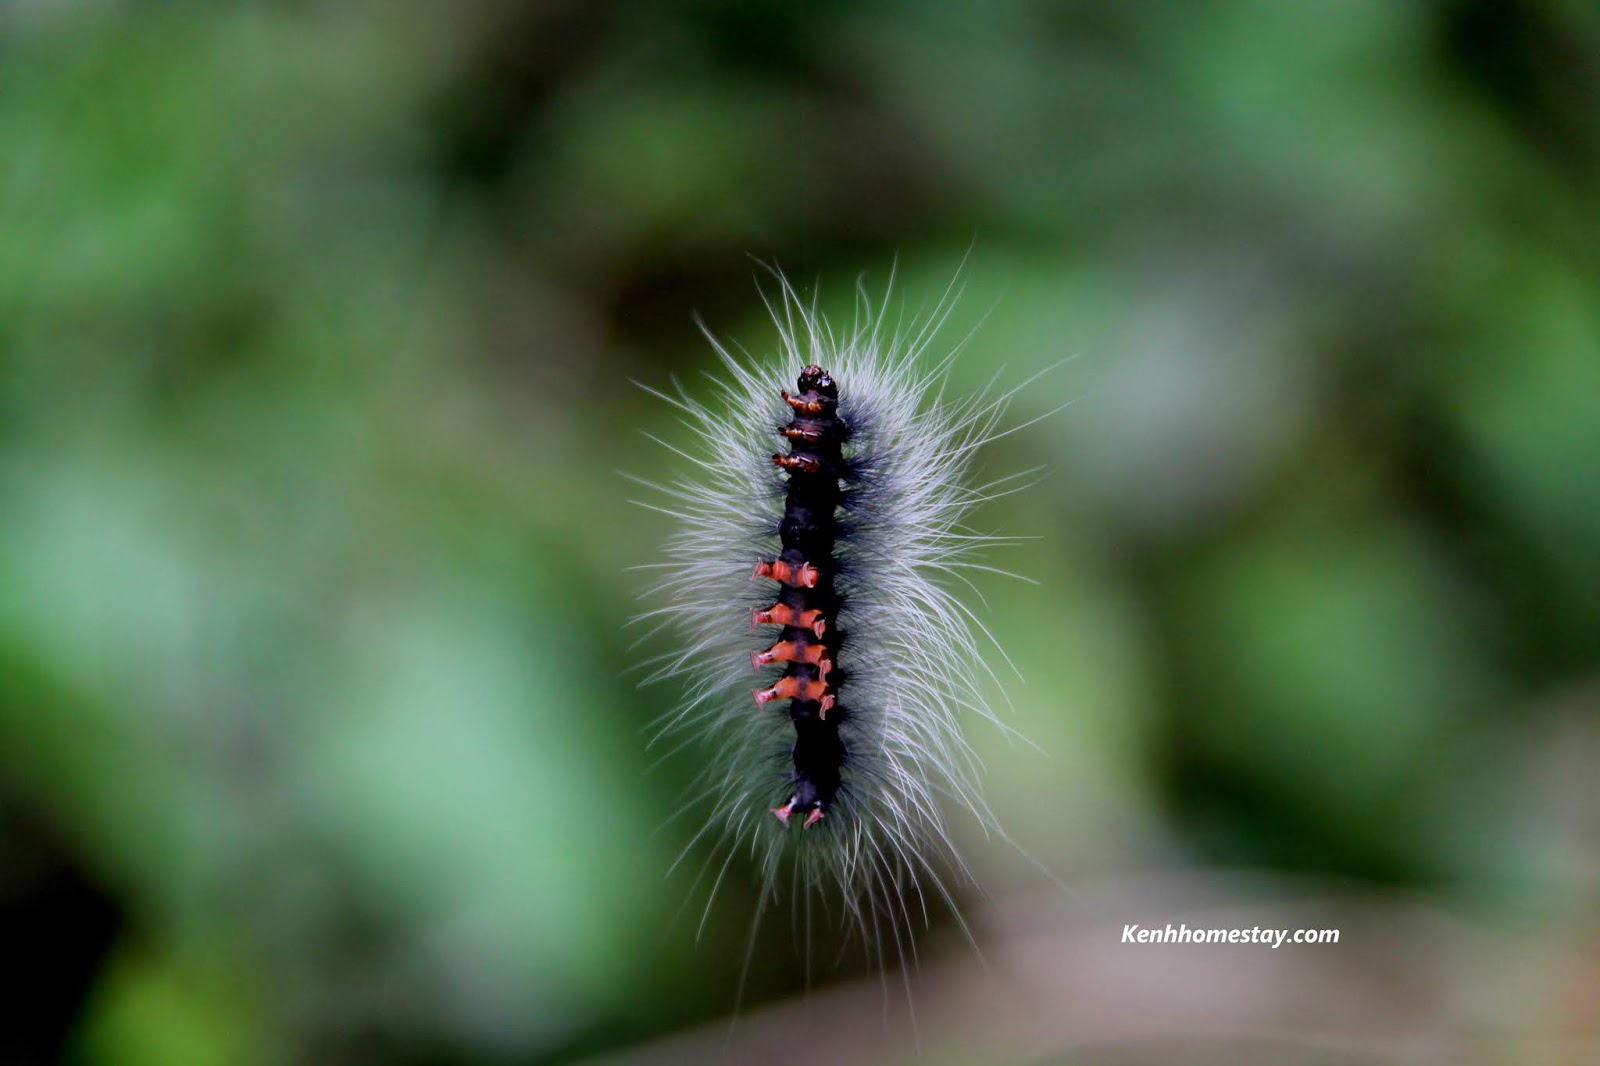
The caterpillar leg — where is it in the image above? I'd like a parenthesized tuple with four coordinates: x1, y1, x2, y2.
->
(771, 799, 826, 829)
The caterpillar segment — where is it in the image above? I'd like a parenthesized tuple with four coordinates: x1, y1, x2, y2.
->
(750, 603, 826, 638)
(751, 674, 833, 709)
(750, 638, 830, 670)
(752, 559, 819, 588)
(779, 424, 823, 445)
(781, 391, 829, 415)
(772, 453, 823, 475)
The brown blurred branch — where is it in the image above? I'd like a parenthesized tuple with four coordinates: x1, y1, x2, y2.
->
(583, 871, 1600, 1066)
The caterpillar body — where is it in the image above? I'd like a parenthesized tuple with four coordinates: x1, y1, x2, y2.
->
(635, 278, 1033, 967)
(756, 364, 848, 829)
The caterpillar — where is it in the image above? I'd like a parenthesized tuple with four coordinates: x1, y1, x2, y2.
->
(632, 273, 1041, 975)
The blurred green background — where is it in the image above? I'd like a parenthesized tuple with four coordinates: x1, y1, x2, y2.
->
(3, 2, 1599, 1064)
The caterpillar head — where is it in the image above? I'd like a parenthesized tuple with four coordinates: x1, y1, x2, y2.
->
(797, 365, 837, 397)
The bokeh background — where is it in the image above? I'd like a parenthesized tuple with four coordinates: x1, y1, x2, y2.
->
(4, 2, 1599, 1063)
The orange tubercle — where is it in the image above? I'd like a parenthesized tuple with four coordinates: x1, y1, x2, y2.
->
(772, 453, 822, 475)
(751, 604, 826, 638)
(751, 639, 829, 670)
(781, 391, 827, 415)
(753, 675, 831, 707)
(753, 559, 820, 588)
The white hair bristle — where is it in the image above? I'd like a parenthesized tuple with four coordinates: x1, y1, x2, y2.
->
(629, 270, 1040, 979)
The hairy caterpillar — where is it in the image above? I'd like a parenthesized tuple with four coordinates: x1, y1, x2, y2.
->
(632, 273, 1042, 976)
